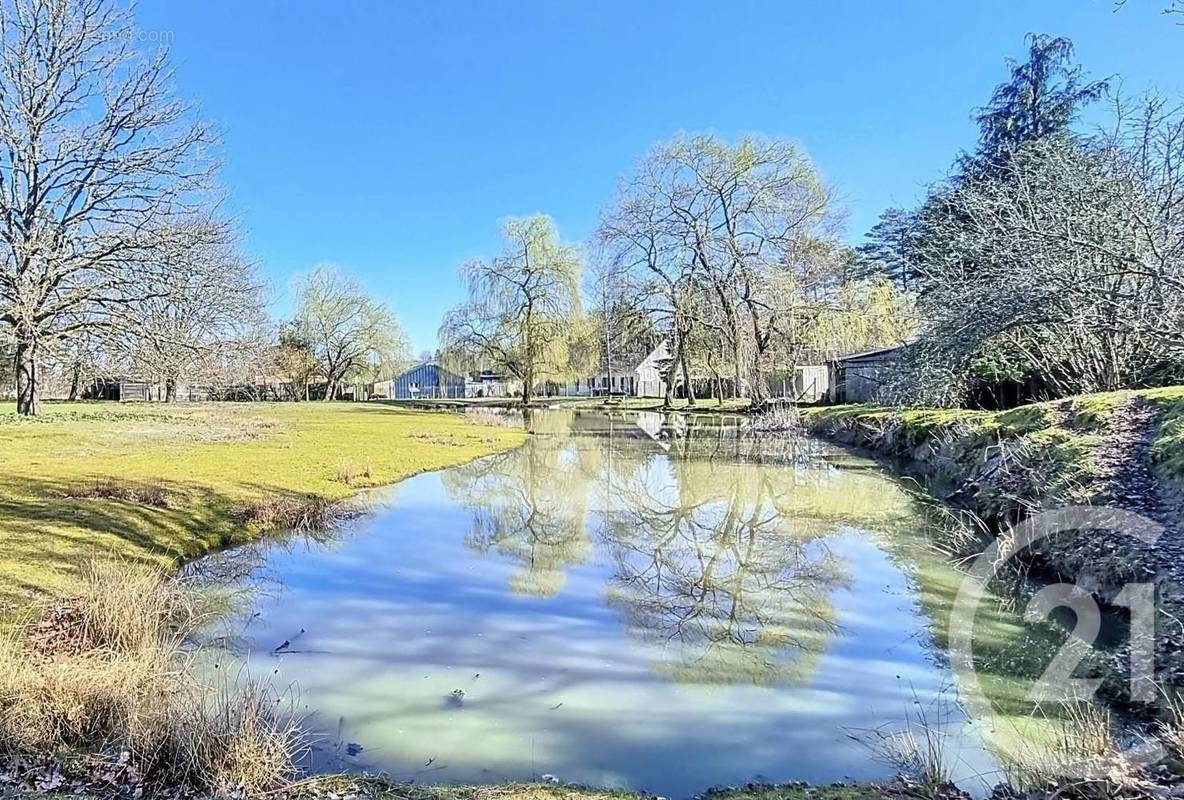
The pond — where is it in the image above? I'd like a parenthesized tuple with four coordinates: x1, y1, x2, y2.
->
(194, 409, 1074, 796)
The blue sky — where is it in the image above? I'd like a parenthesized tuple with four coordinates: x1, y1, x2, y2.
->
(134, 1, 1182, 353)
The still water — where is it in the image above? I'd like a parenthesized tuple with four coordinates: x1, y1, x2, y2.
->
(196, 410, 1037, 795)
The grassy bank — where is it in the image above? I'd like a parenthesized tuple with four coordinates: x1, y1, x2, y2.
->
(12, 779, 891, 800)
(803, 387, 1184, 684)
(802, 386, 1184, 520)
(0, 401, 525, 616)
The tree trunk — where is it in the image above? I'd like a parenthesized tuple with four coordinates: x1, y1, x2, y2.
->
(15, 332, 40, 416)
(521, 367, 532, 407)
(680, 346, 696, 407)
(661, 350, 679, 410)
(68, 361, 82, 401)
(165, 377, 177, 402)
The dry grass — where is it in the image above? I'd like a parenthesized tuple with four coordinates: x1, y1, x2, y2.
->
(0, 557, 303, 794)
(411, 431, 461, 446)
(1157, 692, 1184, 771)
(464, 407, 524, 428)
(748, 404, 803, 434)
(846, 692, 958, 796)
(237, 494, 341, 534)
(61, 479, 171, 509)
(999, 702, 1155, 798)
(333, 460, 373, 487)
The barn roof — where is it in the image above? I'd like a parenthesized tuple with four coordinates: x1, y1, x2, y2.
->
(833, 345, 905, 364)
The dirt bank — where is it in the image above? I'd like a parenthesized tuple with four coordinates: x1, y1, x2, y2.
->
(803, 388, 1184, 686)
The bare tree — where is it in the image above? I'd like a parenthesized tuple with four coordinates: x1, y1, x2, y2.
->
(599, 135, 839, 408)
(890, 99, 1184, 404)
(598, 152, 700, 408)
(112, 219, 267, 400)
(439, 215, 584, 406)
(291, 266, 409, 401)
(0, 0, 216, 414)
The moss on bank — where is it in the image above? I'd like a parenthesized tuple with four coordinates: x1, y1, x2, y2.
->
(0, 402, 525, 617)
(802, 387, 1184, 521)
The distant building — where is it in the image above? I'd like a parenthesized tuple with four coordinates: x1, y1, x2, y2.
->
(465, 371, 520, 399)
(541, 341, 671, 398)
(391, 361, 466, 400)
(765, 364, 830, 403)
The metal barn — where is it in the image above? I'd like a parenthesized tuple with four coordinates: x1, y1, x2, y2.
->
(392, 362, 466, 400)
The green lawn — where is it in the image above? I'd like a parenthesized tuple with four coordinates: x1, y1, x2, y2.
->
(0, 401, 525, 616)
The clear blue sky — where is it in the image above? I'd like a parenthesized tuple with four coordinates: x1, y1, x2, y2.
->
(134, 0, 1182, 353)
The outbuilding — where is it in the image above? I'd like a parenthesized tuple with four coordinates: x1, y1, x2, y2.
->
(828, 346, 903, 404)
(391, 362, 466, 400)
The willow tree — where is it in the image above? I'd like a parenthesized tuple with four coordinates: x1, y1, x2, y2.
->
(292, 265, 409, 401)
(439, 215, 583, 406)
(0, 0, 215, 414)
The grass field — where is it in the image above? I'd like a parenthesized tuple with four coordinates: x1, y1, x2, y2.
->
(0, 401, 525, 616)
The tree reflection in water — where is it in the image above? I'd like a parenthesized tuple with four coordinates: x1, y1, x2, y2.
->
(440, 410, 593, 597)
(442, 409, 918, 686)
(599, 421, 852, 687)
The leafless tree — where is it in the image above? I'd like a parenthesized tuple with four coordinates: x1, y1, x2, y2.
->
(598, 135, 840, 407)
(0, 0, 216, 414)
(109, 218, 268, 400)
(890, 97, 1184, 404)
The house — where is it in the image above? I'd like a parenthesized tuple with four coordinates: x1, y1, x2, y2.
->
(391, 361, 466, 400)
(827, 346, 903, 403)
(541, 341, 671, 398)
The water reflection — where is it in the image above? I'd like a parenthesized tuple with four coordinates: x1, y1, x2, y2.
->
(197, 410, 1001, 795)
(443, 441, 592, 597)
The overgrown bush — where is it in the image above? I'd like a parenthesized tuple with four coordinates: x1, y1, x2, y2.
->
(238, 494, 339, 533)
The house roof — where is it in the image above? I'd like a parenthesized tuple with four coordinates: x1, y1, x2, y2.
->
(394, 361, 464, 380)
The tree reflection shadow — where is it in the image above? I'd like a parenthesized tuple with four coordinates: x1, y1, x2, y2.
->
(441, 418, 593, 597)
(439, 410, 915, 687)
(600, 438, 850, 687)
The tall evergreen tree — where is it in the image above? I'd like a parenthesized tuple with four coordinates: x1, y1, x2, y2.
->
(854, 208, 918, 292)
(973, 34, 1108, 164)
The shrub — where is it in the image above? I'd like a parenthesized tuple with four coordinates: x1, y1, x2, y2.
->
(238, 494, 339, 533)
(62, 480, 170, 508)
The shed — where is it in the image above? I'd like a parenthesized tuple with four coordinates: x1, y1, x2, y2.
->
(829, 346, 903, 403)
(392, 362, 466, 400)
